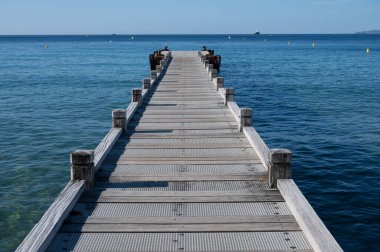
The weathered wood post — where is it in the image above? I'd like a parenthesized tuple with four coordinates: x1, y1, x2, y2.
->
(166, 51, 172, 58)
(150, 70, 157, 81)
(239, 108, 252, 132)
(216, 77, 224, 90)
(70, 150, 94, 190)
(210, 69, 218, 81)
(160, 59, 166, 67)
(204, 60, 209, 69)
(156, 65, 163, 74)
(132, 88, 142, 103)
(112, 109, 126, 132)
(208, 64, 213, 74)
(268, 149, 292, 188)
(224, 88, 234, 105)
(143, 78, 151, 90)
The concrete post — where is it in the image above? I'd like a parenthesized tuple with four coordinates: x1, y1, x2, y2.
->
(224, 88, 234, 105)
(268, 149, 292, 188)
(70, 150, 95, 190)
(239, 108, 252, 132)
(112, 109, 126, 131)
(143, 78, 151, 90)
(132, 88, 142, 103)
(216, 77, 224, 90)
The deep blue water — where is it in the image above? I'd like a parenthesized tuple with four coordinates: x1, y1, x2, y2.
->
(0, 34, 379, 251)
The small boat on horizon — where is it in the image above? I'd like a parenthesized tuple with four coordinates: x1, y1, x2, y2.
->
(254, 31, 261, 35)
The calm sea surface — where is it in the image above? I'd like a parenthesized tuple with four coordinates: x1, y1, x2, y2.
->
(0, 35, 379, 251)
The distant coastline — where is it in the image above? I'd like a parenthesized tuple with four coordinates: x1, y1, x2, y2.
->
(355, 30, 380, 34)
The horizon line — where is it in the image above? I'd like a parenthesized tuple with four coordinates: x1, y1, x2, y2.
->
(0, 32, 372, 36)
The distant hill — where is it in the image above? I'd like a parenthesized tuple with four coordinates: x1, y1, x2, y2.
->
(355, 30, 380, 34)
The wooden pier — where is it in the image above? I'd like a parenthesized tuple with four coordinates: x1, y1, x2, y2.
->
(17, 51, 342, 252)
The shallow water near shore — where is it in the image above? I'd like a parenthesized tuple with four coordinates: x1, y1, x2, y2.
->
(0, 34, 379, 251)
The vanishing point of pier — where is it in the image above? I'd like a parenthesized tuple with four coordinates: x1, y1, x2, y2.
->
(17, 50, 342, 252)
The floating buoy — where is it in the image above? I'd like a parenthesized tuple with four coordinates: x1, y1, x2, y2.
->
(312, 43, 316, 48)
(366, 48, 370, 53)
(131, 36, 134, 40)
(288, 41, 291, 45)
(44, 44, 48, 48)
(228, 36, 231, 40)
(109, 40, 112, 43)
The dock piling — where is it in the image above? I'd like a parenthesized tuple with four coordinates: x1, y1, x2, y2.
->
(132, 88, 142, 103)
(211, 69, 218, 80)
(224, 88, 235, 105)
(143, 78, 151, 90)
(112, 109, 127, 132)
(150, 70, 157, 81)
(204, 60, 209, 69)
(70, 150, 95, 190)
(269, 149, 292, 188)
(216, 77, 224, 90)
(239, 108, 253, 131)
(156, 65, 163, 74)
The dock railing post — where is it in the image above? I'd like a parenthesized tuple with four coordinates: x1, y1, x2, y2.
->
(269, 149, 292, 188)
(143, 78, 151, 90)
(239, 108, 252, 132)
(207, 64, 213, 73)
(160, 59, 166, 67)
(210, 69, 218, 81)
(166, 51, 172, 59)
(112, 109, 127, 132)
(224, 88, 234, 105)
(150, 70, 157, 81)
(70, 150, 95, 190)
(132, 88, 142, 103)
(156, 65, 163, 75)
(204, 60, 209, 69)
(216, 77, 224, 90)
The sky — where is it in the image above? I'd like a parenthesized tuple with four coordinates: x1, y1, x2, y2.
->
(0, 0, 379, 35)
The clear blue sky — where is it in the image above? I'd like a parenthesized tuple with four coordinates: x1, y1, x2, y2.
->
(0, 0, 379, 35)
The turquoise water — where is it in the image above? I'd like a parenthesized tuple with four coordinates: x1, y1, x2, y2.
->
(0, 35, 379, 251)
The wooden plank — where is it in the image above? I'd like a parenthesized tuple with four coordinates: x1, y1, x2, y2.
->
(228, 101, 241, 122)
(67, 215, 296, 224)
(109, 159, 262, 165)
(124, 133, 246, 139)
(93, 128, 122, 170)
(82, 190, 280, 197)
(243, 126, 270, 170)
(16, 181, 85, 252)
(60, 222, 301, 233)
(99, 172, 267, 182)
(277, 179, 343, 252)
(79, 194, 284, 203)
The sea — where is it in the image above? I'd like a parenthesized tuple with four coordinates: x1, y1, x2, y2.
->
(0, 34, 379, 251)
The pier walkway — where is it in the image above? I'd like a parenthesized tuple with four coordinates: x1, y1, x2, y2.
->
(17, 51, 342, 252)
